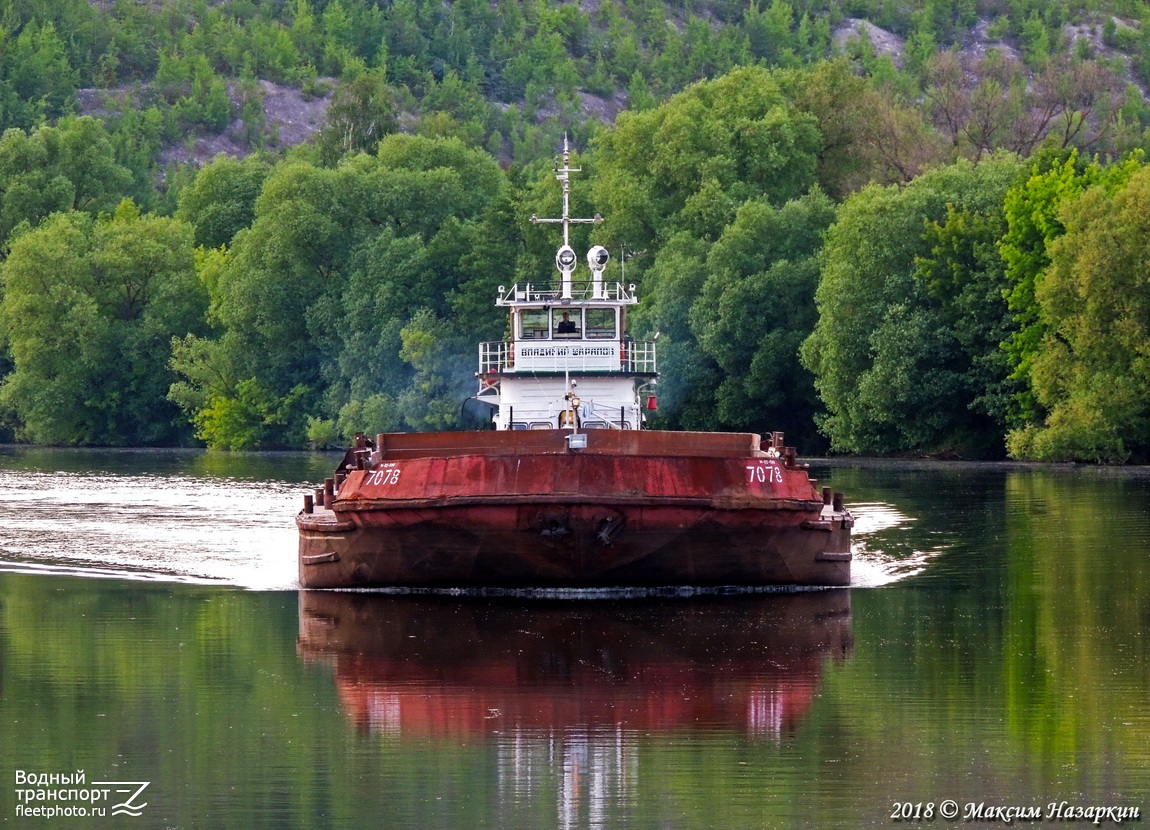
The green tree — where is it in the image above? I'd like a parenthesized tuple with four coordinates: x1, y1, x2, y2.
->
(171, 137, 508, 448)
(588, 65, 832, 439)
(592, 65, 821, 251)
(169, 330, 311, 451)
(913, 202, 1017, 444)
(315, 69, 397, 165)
(628, 232, 717, 430)
(206, 160, 364, 416)
(744, 0, 797, 67)
(802, 154, 1023, 455)
(690, 190, 835, 444)
(176, 154, 271, 249)
(0, 117, 132, 245)
(0, 202, 204, 445)
(998, 151, 1141, 431)
(0, 21, 79, 130)
(396, 308, 473, 431)
(106, 105, 165, 208)
(1007, 163, 1150, 462)
(779, 58, 949, 198)
(328, 138, 508, 437)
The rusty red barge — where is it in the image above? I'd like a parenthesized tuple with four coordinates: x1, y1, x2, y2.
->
(296, 142, 852, 589)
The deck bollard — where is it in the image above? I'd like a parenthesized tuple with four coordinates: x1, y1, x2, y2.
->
(324, 478, 335, 507)
(832, 492, 844, 512)
(303, 494, 314, 514)
(823, 487, 832, 505)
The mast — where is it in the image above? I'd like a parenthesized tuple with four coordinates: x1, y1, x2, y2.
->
(530, 136, 602, 299)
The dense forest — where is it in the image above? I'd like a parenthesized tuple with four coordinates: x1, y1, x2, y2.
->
(0, 0, 1149, 461)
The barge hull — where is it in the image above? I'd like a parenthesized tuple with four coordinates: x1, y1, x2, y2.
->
(299, 503, 850, 588)
(296, 429, 852, 589)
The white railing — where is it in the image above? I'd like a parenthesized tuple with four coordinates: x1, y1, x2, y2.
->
(479, 340, 656, 374)
(478, 341, 509, 374)
(496, 282, 638, 305)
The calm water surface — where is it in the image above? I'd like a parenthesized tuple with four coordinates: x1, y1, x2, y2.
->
(0, 448, 1147, 828)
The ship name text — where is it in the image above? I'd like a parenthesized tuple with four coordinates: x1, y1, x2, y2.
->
(518, 346, 615, 358)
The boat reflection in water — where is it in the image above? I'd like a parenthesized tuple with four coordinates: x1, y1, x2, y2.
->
(300, 587, 851, 739)
(300, 590, 851, 825)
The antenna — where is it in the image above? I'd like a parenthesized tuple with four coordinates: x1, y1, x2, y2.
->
(530, 136, 603, 299)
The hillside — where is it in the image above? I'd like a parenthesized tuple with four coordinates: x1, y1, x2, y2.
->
(2, 0, 1150, 463)
(4, 0, 1144, 186)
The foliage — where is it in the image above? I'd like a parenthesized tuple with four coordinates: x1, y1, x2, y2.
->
(998, 151, 1142, 431)
(592, 65, 821, 252)
(802, 155, 1024, 456)
(0, 117, 131, 247)
(167, 135, 509, 448)
(1006, 165, 1150, 462)
(689, 191, 835, 444)
(629, 232, 717, 429)
(315, 69, 398, 165)
(924, 51, 1126, 160)
(0, 0, 1139, 178)
(0, 21, 79, 130)
(0, 201, 204, 445)
(590, 68, 835, 443)
(176, 154, 271, 249)
(778, 58, 950, 197)
(0, 0, 1149, 460)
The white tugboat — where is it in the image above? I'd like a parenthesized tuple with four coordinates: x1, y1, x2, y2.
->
(296, 142, 852, 589)
(475, 140, 656, 435)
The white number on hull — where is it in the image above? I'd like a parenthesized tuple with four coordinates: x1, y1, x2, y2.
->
(746, 463, 783, 485)
(366, 468, 401, 486)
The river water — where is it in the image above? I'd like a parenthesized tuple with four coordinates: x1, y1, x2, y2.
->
(0, 447, 1147, 828)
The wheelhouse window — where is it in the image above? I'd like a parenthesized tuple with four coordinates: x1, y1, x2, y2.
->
(585, 308, 616, 339)
(553, 309, 581, 338)
(519, 309, 549, 340)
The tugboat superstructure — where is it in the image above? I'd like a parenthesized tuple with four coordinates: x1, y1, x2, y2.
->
(476, 141, 656, 433)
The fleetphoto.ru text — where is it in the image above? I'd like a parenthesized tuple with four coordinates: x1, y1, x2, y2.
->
(14, 770, 150, 819)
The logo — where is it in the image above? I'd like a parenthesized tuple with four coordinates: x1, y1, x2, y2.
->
(92, 781, 150, 817)
(14, 770, 151, 819)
